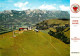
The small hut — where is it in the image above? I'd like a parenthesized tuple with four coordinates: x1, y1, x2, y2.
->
(19, 28, 24, 31)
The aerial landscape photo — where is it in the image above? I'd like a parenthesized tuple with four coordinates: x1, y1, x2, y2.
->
(0, 0, 70, 56)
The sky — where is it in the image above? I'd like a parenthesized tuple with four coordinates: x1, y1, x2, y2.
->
(0, 0, 70, 12)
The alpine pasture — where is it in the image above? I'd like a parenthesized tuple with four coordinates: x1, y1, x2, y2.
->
(0, 30, 70, 56)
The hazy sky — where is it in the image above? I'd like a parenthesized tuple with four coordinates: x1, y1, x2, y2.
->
(0, 0, 70, 11)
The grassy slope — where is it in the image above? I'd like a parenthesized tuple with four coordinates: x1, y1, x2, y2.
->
(41, 19, 70, 25)
(0, 30, 70, 56)
(63, 27, 70, 38)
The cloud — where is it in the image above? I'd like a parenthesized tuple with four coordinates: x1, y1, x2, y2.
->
(14, 2, 28, 8)
(39, 4, 56, 10)
(14, 2, 29, 10)
(59, 5, 70, 11)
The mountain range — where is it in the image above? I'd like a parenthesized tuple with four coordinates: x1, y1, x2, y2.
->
(0, 9, 70, 26)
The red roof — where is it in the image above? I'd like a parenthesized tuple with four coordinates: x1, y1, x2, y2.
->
(19, 28, 25, 29)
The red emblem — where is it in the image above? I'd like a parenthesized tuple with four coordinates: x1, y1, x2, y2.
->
(71, 4, 80, 13)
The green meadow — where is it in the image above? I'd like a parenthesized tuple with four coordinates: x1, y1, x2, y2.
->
(0, 30, 70, 56)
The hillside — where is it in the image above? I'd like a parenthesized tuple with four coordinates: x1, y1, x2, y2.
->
(36, 19, 69, 25)
(0, 30, 69, 56)
(36, 19, 70, 44)
(36, 19, 70, 29)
